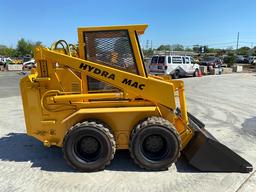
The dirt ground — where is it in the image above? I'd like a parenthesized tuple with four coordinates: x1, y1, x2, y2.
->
(0, 72, 255, 192)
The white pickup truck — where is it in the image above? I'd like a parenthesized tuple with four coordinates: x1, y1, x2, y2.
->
(149, 55, 200, 79)
(0, 57, 12, 64)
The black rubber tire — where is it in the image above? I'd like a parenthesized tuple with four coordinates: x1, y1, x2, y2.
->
(129, 116, 181, 171)
(63, 121, 116, 172)
(193, 69, 199, 77)
(172, 70, 180, 79)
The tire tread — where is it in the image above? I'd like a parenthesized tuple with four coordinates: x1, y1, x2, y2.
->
(129, 116, 181, 171)
(63, 120, 116, 172)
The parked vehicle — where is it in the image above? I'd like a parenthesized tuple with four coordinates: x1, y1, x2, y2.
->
(200, 56, 222, 70)
(235, 55, 250, 64)
(149, 55, 200, 79)
(249, 56, 256, 64)
(23, 59, 36, 70)
(0, 57, 12, 68)
(243, 56, 249, 64)
(12, 58, 23, 64)
(0, 57, 12, 64)
(23, 54, 32, 62)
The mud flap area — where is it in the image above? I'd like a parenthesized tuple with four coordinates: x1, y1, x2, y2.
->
(183, 112, 253, 173)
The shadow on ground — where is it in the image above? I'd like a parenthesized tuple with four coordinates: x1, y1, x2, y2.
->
(0, 133, 197, 173)
(0, 133, 74, 172)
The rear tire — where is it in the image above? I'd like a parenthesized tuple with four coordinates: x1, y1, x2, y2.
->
(129, 117, 181, 171)
(63, 121, 116, 172)
(172, 70, 180, 79)
(193, 69, 199, 77)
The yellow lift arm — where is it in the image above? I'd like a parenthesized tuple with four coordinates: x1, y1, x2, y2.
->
(34, 46, 188, 123)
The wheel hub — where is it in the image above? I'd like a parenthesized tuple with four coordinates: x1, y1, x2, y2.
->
(144, 135, 164, 153)
(80, 136, 99, 154)
(75, 136, 101, 162)
(141, 134, 168, 161)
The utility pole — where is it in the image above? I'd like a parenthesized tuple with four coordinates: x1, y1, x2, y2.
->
(236, 32, 239, 52)
(150, 40, 152, 50)
(146, 40, 149, 49)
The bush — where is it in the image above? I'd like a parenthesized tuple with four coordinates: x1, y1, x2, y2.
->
(224, 53, 236, 67)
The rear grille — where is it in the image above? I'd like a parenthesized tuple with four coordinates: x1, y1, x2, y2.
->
(71, 82, 81, 93)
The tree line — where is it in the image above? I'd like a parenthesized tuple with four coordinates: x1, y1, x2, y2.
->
(143, 44, 256, 57)
(1, 39, 256, 59)
(0, 39, 42, 58)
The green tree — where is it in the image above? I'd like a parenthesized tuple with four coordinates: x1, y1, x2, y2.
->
(0, 45, 18, 57)
(171, 44, 184, 51)
(192, 45, 200, 53)
(216, 49, 227, 56)
(224, 52, 236, 67)
(0, 39, 41, 58)
(143, 48, 154, 57)
(185, 47, 193, 52)
(252, 46, 256, 56)
(31, 41, 42, 56)
(237, 46, 251, 55)
(157, 45, 171, 51)
(16, 38, 33, 56)
(206, 47, 216, 53)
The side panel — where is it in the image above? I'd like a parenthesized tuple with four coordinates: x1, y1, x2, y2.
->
(20, 75, 42, 136)
(20, 74, 73, 145)
(20, 69, 83, 146)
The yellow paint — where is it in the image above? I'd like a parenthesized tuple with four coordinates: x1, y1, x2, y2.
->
(20, 24, 193, 150)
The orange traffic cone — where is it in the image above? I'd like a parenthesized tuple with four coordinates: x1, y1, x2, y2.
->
(198, 69, 203, 77)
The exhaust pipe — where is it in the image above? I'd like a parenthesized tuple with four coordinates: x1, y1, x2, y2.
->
(183, 112, 253, 173)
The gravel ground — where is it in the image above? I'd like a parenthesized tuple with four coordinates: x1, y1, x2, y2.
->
(0, 72, 255, 192)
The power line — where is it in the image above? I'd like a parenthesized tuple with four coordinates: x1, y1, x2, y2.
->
(141, 39, 256, 49)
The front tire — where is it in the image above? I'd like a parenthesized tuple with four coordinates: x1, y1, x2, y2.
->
(129, 117, 181, 171)
(63, 121, 116, 172)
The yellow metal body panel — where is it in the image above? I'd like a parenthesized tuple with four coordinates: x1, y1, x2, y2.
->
(65, 106, 157, 114)
(20, 24, 193, 150)
(35, 47, 177, 109)
(77, 24, 148, 36)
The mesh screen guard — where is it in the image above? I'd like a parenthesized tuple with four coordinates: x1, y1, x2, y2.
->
(83, 30, 138, 74)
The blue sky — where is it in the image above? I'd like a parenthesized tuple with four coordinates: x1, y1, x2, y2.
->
(0, 0, 256, 49)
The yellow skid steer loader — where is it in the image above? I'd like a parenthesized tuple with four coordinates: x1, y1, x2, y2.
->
(20, 24, 252, 172)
